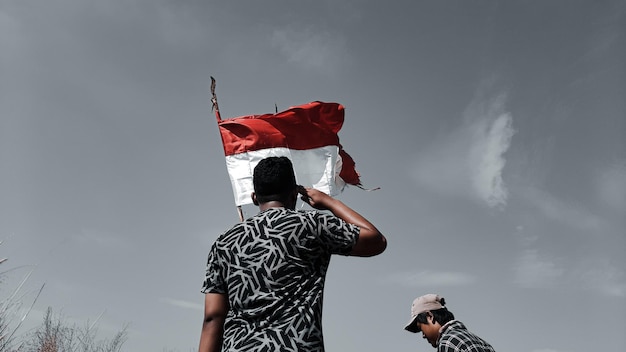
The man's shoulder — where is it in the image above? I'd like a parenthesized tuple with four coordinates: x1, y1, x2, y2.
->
(223, 209, 318, 233)
(439, 321, 495, 352)
(439, 321, 471, 343)
(216, 221, 250, 243)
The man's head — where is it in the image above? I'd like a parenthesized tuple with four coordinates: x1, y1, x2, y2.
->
(252, 156, 298, 208)
(404, 294, 455, 347)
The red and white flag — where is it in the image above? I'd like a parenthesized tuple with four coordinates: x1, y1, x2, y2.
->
(217, 101, 361, 206)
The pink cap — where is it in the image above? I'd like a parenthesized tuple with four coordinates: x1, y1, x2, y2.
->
(404, 294, 445, 333)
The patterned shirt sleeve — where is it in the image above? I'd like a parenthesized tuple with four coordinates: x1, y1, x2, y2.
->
(316, 212, 360, 255)
(201, 242, 226, 294)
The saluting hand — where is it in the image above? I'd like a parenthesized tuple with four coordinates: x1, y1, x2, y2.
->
(297, 186, 334, 210)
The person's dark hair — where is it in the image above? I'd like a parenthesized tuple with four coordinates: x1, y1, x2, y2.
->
(415, 298, 455, 326)
(253, 156, 297, 203)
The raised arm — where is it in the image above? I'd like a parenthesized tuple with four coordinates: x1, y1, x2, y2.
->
(298, 186, 387, 257)
(198, 293, 228, 352)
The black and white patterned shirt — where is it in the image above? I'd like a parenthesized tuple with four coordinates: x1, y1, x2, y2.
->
(202, 207, 359, 352)
(437, 320, 496, 352)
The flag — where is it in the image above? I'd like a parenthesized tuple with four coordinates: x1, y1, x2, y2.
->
(217, 101, 360, 206)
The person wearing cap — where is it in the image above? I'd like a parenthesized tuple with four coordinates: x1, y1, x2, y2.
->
(404, 294, 495, 352)
(198, 156, 387, 352)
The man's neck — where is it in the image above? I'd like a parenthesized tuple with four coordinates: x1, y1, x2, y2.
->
(258, 201, 286, 211)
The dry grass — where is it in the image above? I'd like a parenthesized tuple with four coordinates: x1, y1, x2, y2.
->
(24, 307, 128, 352)
(1, 244, 43, 352)
(1, 242, 127, 352)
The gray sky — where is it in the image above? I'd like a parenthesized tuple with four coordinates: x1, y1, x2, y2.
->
(1, 1, 625, 351)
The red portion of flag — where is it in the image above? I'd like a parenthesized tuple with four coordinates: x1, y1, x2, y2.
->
(218, 101, 360, 185)
(219, 101, 342, 155)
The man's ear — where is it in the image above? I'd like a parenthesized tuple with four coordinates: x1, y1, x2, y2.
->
(251, 192, 259, 205)
(426, 312, 435, 324)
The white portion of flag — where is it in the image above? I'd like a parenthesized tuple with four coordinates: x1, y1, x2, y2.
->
(225, 146, 346, 206)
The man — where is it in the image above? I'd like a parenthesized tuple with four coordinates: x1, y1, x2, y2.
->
(404, 294, 495, 352)
(199, 156, 387, 352)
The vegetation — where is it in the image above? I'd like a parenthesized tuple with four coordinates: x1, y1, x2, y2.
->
(1, 246, 127, 352)
(22, 307, 127, 352)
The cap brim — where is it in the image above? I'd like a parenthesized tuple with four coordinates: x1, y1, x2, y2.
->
(404, 316, 421, 333)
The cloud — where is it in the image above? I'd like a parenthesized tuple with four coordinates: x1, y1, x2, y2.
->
(270, 26, 347, 72)
(575, 258, 626, 297)
(519, 187, 606, 232)
(412, 93, 515, 208)
(512, 225, 539, 247)
(469, 110, 514, 208)
(594, 159, 626, 211)
(159, 297, 203, 311)
(513, 249, 564, 288)
(384, 270, 476, 287)
(513, 224, 624, 297)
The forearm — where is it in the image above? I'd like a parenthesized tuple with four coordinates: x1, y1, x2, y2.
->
(324, 198, 376, 231)
(298, 187, 387, 256)
(325, 198, 387, 257)
(198, 318, 224, 352)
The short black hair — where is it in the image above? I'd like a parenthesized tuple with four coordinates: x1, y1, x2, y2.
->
(415, 306, 455, 327)
(253, 156, 297, 203)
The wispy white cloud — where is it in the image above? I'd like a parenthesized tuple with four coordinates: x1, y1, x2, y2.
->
(412, 93, 514, 208)
(519, 187, 606, 232)
(469, 109, 514, 208)
(593, 159, 626, 211)
(513, 249, 564, 288)
(512, 225, 539, 247)
(159, 297, 203, 311)
(513, 226, 625, 296)
(575, 258, 626, 297)
(384, 270, 476, 287)
(270, 27, 347, 72)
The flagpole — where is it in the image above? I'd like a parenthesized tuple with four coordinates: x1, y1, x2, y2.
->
(236, 206, 244, 222)
(211, 76, 245, 222)
(210, 76, 221, 122)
